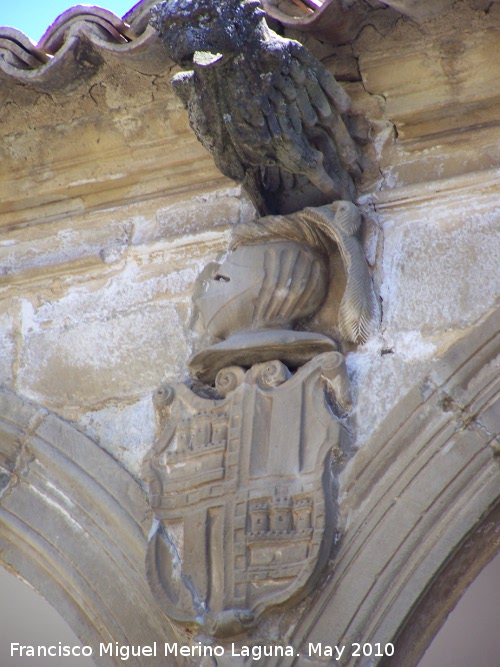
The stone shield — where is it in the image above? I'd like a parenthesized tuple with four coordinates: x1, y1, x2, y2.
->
(145, 352, 350, 638)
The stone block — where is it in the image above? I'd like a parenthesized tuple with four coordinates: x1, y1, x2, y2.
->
(80, 396, 156, 479)
(346, 333, 435, 446)
(18, 301, 190, 409)
(150, 187, 256, 242)
(380, 205, 499, 334)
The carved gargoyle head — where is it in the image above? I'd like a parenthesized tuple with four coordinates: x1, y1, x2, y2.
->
(150, 0, 266, 66)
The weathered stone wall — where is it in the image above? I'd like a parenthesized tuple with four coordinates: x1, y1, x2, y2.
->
(0, 47, 255, 475)
(0, 2, 499, 663)
(3, 1, 497, 477)
(337, 0, 500, 445)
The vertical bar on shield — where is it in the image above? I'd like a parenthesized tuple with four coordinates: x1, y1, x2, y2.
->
(207, 505, 225, 613)
(184, 509, 208, 602)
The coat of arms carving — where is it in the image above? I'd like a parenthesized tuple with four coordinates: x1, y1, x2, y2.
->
(144, 201, 378, 638)
(146, 354, 350, 637)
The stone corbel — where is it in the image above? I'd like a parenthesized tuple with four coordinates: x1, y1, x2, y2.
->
(144, 199, 378, 640)
(145, 0, 380, 646)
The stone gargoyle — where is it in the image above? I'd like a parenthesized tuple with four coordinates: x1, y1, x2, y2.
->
(151, 0, 361, 214)
(144, 201, 378, 638)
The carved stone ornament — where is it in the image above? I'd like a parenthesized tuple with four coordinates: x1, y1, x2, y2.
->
(150, 0, 361, 214)
(190, 200, 379, 385)
(146, 354, 350, 638)
(144, 202, 378, 638)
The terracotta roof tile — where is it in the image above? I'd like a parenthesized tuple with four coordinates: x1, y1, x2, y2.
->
(0, 0, 453, 92)
(263, 0, 455, 27)
(262, 0, 372, 42)
(0, 1, 164, 92)
(0, 0, 355, 94)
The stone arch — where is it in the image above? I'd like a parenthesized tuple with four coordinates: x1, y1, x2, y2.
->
(0, 390, 186, 667)
(387, 504, 500, 667)
(1, 308, 498, 667)
(263, 307, 499, 666)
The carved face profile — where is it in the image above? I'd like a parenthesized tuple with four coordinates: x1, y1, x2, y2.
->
(194, 240, 328, 341)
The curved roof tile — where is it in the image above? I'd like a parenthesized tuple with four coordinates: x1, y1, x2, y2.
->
(263, 0, 455, 27)
(0, 1, 165, 93)
(263, 0, 371, 42)
(0, 0, 452, 92)
(38, 6, 135, 53)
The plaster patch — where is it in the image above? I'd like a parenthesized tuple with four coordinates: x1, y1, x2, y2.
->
(18, 303, 190, 408)
(392, 330, 437, 361)
(130, 215, 157, 245)
(80, 396, 155, 478)
(113, 115, 142, 138)
(347, 335, 434, 446)
(380, 207, 499, 334)
(20, 300, 40, 336)
(22, 258, 198, 331)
